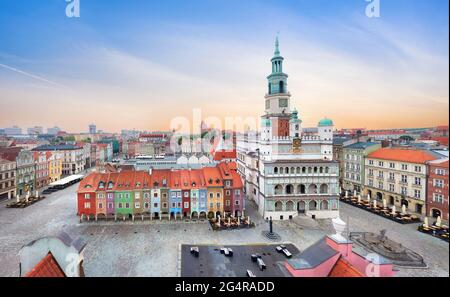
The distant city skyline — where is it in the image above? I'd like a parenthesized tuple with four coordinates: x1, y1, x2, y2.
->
(0, 0, 448, 132)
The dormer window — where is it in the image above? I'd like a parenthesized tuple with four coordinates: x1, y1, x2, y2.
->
(99, 181, 105, 189)
(192, 182, 196, 187)
(162, 179, 167, 186)
(85, 185, 92, 189)
(153, 182, 159, 187)
(215, 178, 220, 184)
(208, 178, 213, 184)
(108, 182, 114, 189)
(136, 182, 141, 187)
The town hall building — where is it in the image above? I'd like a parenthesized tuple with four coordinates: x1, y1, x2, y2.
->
(236, 37, 340, 220)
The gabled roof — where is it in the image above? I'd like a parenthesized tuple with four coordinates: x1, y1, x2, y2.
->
(150, 169, 171, 188)
(328, 257, 363, 277)
(25, 252, 65, 277)
(367, 148, 438, 164)
(202, 167, 223, 187)
(230, 171, 243, 189)
(287, 237, 339, 270)
(78, 173, 102, 193)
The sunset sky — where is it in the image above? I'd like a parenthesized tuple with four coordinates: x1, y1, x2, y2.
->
(0, 0, 448, 133)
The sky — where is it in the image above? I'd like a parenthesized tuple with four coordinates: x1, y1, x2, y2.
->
(0, 0, 448, 133)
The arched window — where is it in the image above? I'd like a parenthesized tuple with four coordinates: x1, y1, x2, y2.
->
(296, 167, 300, 174)
(308, 167, 312, 174)
(274, 185, 283, 195)
(325, 167, 329, 174)
(268, 83, 272, 95)
(309, 200, 317, 210)
(319, 167, 323, 174)
(285, 167, 289, 174)
(320, 184, 328, 194)
(280, 167, 284, 174)
(290, 167, 295, 174)
(302, 167, 306, 173)
(274, 167, 278, 174)
(286, 201, 294, 211)
(321, 200, 329, 210)
(297, 184, 306, 194)
(314, 167, 318, 173)
(308, 184, 318, 194)
(286, 184, 294, 195)
(275, 201, 283, 211)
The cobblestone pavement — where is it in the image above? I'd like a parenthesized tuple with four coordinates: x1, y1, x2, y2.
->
(0, 184, 447, 277)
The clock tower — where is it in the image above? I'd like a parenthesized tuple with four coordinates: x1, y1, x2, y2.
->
(263, 36, 291, 137)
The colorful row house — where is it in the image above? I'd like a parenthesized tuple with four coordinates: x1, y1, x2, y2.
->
(77, 162, 244, 220)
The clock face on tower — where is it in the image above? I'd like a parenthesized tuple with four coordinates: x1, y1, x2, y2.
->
(293, 138, 301, 148)
(293, 137, 302, 153)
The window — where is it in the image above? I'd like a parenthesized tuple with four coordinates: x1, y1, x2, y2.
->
(108, 202, 113, 209)
(226, 190, 231, 196)
(389, 184, 395, 192)
(184, 192, 189, 197)
(414, 177, 421, 186)
(368, 169, 374, 176)
(434, 179, 444, 188)
(125, 203, 130, 209)
(235, 189, 240, 195)
(368, 179, 373, 187)
(118, 203, 123, 208)
(163, 202, 168, 208)
(184, 202, 189, 208)
(154, 203, 159, 208)
(378, 182, 383, 189)
(389, 173, 395, 181)
(433, 193, 444, 203)
(401, 175, 407, 183)
(226, 200, 230, 206)
(436, 168, 445, 175)
(401, 164, 408, 170)
(85, 194, 90, 199)
(84, 202, 90, 209)
(216, 202, 221, 208)
(279, 98, 288, 108)
(209, 193, 214, 198)
(414, 190, 420, 199)
(378, 171, 384, 178)
(378, 161, 384, 167)
(401, 187, 407, 195)
(235, 200, 240, 205)
(216, 193, 221, 198)
(135, 202, 140, 209)
(135, 192, 140, 199)
(414, 166, 421, 172)
(144, 202, 149, 209)
(225, 181, 231, 187)
(210, 203, 214, 209)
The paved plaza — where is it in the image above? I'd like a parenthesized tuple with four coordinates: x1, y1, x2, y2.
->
(0, 183, 448, 277)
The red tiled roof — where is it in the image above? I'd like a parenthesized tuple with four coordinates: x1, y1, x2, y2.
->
(230, 170, 243, 189)
(227, 161, 237, 171)
(25, 252, 65, 277)
(328, 258, 363, 277)
(368, 148, 438, 164)
(202, 167, 223, 187)
(213, 149, 236, 161)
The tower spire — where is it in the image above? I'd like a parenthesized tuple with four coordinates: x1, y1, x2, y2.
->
(274, 33, 280, 56)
